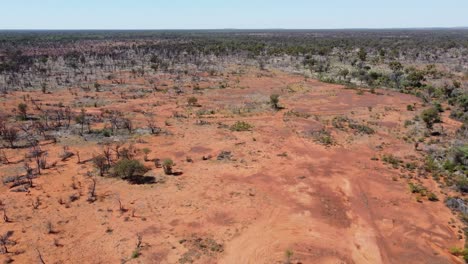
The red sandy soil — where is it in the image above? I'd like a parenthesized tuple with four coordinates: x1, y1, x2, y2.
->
(0, 69, 464, 263)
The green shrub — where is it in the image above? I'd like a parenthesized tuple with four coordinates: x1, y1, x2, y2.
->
(404, 162, 418, 171)
(270, 94, 280, 110)
(18, 103, 28, 120)
(162, 159, 174, 175)
(332, 116, 349, 130)
(284, 110, 311, 119)
(404, 120, 414, 127)
(230, 121, 253, 132)
(101, 129, 112, 137)
(455, 176, 468, 193)
(311, 129, 334, 146)
(421, 107, 441, 129)
(450, 145, 468, 168)
(449, 247, 468, 260)
(112, 159, 148, 179)
(433, 102, 444, 113)
(382, 154, 402, 168)
(427, 192, 439, 201)
(142, 148, 151, 161)
(331, 116, 374, 134)
(408, 183, 427, 195)
(131, 249, 140, 258)
(187, 96, 198, 106)
(424, 156, 438, 172)
(349, 123, 375, 135)
(443, 160, 457, 172)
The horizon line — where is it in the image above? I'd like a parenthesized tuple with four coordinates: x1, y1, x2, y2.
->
(1, 26, 468, 31)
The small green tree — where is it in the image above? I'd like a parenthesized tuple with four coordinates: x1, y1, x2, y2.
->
(142, 148, 151, 161)
(358, 49, 367, 61)
(41, 83, 47, 94)
(94, 82, 101, 92)
(18, 103, 28, 120)
(93, 155, 108, 176)
(404, 68, 425, 88)
(230, 121, 253, 132)
(457, 94, 468, 112)
(421, 107, 441, 129)
(339, 68, 349, 80)
(389, 61, 403, 72)
(162, 159, 174, 175)
(270, 94, 280, 110)
(389, 61, 404, 88)
(113, 159, 148, 179)
(75, 108, 87, 134)
(187, 96, 198, 106)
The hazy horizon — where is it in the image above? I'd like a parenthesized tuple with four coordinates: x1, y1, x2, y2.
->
(1, 0, 467, 30)
(1, 27, 468, 31)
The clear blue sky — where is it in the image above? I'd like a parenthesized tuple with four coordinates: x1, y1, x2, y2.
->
(1, 0, 467, 29)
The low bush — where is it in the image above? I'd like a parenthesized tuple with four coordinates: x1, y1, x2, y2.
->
(230, 121, 253, 132)
(428, 192, 439, 201)
(311, 129, 334, 146)
(421, 107, 441, 129)
(408, 182, 427, 195)
(270, 94, 280, 110)
(112, 159, 148, 179)
(382, 154, 402, 168)
(187, 96, 198, 106)
(349, 123, 375, 135)
(162, 159, 174, 175)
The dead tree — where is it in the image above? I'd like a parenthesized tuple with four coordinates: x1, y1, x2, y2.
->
(122, 118, 133, 133)
(103, 146, 113, 166)
(20, 122, 35, 139)
(146, 116, 161, 135)
(64, 106, 72, 128)
(60, 146, 74, 161)
(92, 155, 108, 176)
(2, 208, 9, 223)
(0, 231, 14, 254)
(36, 248, 46, 264)
(132, 233, 143, 258)
(32, 197, 40, 209)
(87, 177, 97, 203)
(75, 108, 87, 135)
(30, 147, 47, 175)
(113, 143, 122, 159)
(25, 162, 35, 188)
(2, 127, 18, 148)
(108, 111, 121, 133)
(0, 150, 9, 164)
(117, 196, 127, 213)
(136, 233, 142, 249)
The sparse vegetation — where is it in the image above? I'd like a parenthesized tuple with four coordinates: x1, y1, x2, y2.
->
(421, 107, 441, 129)
(162, 159, 174, 175)
(187, 96, 198, 106)
(311, 129, 334, 146)
(17, 103, 28, 120)
(270, 94, 280, 110)
(112, 159, 148, 180)
(382, 154, 403, 168)
(0, 28, 466, 264)
(230, 121, 253, 132)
